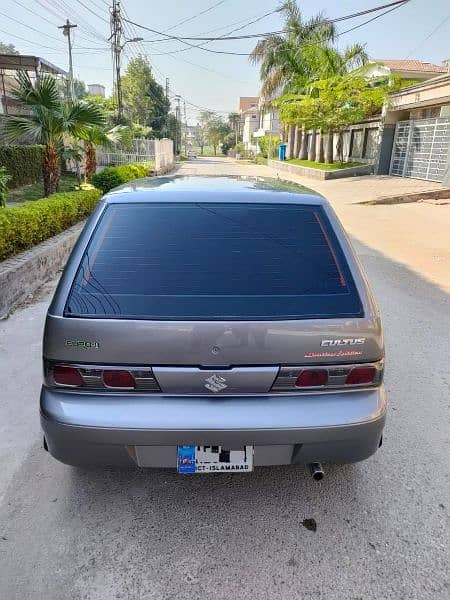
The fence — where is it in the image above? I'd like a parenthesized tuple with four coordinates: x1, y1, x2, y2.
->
(96, 137, 174, 174)
(96, 138, 155, 166)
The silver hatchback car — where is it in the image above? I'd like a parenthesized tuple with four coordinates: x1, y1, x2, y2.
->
(41, 176, 386, 477)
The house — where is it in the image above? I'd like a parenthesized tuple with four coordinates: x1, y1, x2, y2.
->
(237, 96, 258, 151)
(0, 53, 66, 116)
(237, 96, 259, 114)
(366, 59, 448, 83)
(253, 97, 280, 150)
(237, 96, 280, 154)
(87, 83, 105, 98)
(377, 72, 450, 183)
(241, 106, 259, 154)
(181, 123, 200, 149)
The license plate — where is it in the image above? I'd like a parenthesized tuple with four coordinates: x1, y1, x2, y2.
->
(177, 445, 254, 473)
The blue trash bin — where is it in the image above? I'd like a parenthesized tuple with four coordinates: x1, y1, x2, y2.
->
(278, 143, 287, 161)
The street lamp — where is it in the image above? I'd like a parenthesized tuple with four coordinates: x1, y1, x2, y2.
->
(120, 37, 144, 50)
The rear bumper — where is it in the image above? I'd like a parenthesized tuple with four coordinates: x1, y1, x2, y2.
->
(40, 386, 387, 467)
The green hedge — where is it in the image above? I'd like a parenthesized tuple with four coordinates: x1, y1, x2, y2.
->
(0, 189, 102, 261)
(0, 145, 44, 188)
(91, 163, 151, 194)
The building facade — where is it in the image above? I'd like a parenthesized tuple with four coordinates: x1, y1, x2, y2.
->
(87, 83, 105, 98)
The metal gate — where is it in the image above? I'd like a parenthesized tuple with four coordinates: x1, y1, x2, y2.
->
(390, 117, 450, 182)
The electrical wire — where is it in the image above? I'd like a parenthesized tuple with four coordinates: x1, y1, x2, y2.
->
(73, 0, 110, 24)
(30, 0, 105, 44)
(405, 13, 450, 58)
(165, 1, 228, 32)
(0, 10, 67, 44)
(51, 0, 109, 42)
(128, 1, 410, 45)
(0, 28, 65, 52)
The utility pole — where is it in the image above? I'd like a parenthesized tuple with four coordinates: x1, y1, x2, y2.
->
(183, 100, 187, 155)
(165, 77, 169, 100)
(175, 95, 181, 155)
(110, 0, 123, 122)
(58, 19, 77, 101)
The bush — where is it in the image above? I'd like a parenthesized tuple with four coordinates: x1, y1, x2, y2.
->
(257, 135, 280, 159)
(0, 188, 102, 261)
(0, 166, 12, 208)
(0, 145, 44, 188)
(91, 162, 151, 193)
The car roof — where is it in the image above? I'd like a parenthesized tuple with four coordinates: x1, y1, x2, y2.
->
(102, 175, 326, 206)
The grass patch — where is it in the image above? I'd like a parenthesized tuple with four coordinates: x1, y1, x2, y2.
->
(285, 159, 364, 171)
(7, 174, 79, 205)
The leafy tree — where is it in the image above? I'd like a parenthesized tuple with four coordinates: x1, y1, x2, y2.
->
(76, 125, 130, 182)
(4, 72, 105, 195)
(277, 74, 388, 163)
(122, 56, 169, 137)
(86, 95, 117, 127)
(0, 41, 19, 54)
(221, 131, 237, 155)
(166, 114, 179, 148)
(205, 117, 231, 156)
(257, 134, 280, 158)
(73, 79, 88, 99)
(197, 111, 215, 154)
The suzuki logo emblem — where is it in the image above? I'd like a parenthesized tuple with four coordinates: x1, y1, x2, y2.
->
(204, 374, 228, 393)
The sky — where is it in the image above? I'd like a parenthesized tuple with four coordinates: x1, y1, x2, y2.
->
(1, 0, 450, 123)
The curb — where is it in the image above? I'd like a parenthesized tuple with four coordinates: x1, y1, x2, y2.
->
(0, 221, 85, 319)
(268, 159, 373, 180)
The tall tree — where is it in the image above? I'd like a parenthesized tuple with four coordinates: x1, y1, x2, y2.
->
(228, 111, 241, 144)
(205, 117, 231, 156)
(121, 56, 169, 137)
(4, 72, 105, 195)
(0, 41, 19, 54)
(197, 111, 215, 155)
(249, 0, 336, 98)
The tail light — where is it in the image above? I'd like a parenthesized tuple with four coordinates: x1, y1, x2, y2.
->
(46, 362, 160, 392)
(103, 370, 135, 389)
(295, 369, 328, 387)
(345, 366, 376, 385)
(53, 365, 84, 387)
(272, 360, 383, 392)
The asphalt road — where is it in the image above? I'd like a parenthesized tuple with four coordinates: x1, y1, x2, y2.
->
(0, 159, 449, 600)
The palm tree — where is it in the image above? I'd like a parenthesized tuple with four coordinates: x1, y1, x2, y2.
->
(228, 112, 241, 145)
(249, 1, 336, 98)
(78, 125, 130, 182)
(250, 1, 335, 158)
(4, 71, 105, 196)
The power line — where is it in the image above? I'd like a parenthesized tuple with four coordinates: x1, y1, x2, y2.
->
(29, 0, 101, 44)
(73, 0, 109, 24)
(0, 28, 65, 52)
(0, 10, 67, 44)
(51, 0, 108, 42)
(337, 1, 411, 36)
(165, 1, 228, 32)
(125, 1, 410, 56)
(405, 13, 450, 58)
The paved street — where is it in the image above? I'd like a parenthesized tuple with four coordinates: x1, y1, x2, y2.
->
(1, 158, 449, 600)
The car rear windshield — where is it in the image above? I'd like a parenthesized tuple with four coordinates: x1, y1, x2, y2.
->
(65, 202, 363, 320)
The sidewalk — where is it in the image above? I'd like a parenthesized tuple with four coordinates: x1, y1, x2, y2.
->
(178, 158, 450, 293)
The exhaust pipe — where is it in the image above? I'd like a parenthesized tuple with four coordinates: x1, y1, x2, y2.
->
(308, 462, 324, 481)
